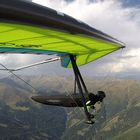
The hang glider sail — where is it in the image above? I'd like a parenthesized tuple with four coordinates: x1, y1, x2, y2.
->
(0, 0, 125, 124)
(0, 0, 124, 68)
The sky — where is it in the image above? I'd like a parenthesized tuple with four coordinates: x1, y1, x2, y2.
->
(0, 0, 140, 79)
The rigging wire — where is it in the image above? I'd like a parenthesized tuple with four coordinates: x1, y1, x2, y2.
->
(86, 50, 125, 138)
(52, 71, 85, 124)
(89, 55, 118, 132)
(0, 63, 69, 132)
(98, 48, 125, 91)
(0, 48, 124, 129)
(0, 72, 11, 80)
(96, 61, 116, 125)
(95, 48, 123, 122)
(0, 57, 61, 94)
(92, 48, 125, 139)
(0, 63, 37, 93)
(0, 60, 85, 122)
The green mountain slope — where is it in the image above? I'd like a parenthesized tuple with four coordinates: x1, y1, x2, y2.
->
(62, 79, 140, 140)
(0, 76, 140, 140)
(110, 122, 140, 140)
(0, 76, 67, 140)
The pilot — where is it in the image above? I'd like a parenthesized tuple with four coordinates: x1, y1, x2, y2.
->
(86, 91, 106, 123)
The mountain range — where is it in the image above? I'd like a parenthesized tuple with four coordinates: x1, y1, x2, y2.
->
(0, 75, 139, 140)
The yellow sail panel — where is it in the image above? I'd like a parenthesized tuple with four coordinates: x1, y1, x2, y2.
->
(0, 22, 122, 67)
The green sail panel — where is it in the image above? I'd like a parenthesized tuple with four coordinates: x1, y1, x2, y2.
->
(0, 22, 122, 67)
(0, 0, 125, 68)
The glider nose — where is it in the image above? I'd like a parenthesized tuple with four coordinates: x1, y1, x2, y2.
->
(31, 96, 41, 102)
(31, 96, 47, 104)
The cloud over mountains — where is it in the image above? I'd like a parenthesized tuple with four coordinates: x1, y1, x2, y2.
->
(32, 0, 140, 76)
(0, 0, 140, 78)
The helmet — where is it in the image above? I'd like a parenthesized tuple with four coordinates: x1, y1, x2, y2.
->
(97, 91, 106, 102)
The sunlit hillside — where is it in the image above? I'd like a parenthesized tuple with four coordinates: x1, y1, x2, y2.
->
(0, 76, 140, 140)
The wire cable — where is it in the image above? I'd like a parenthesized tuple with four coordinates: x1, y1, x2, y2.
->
(52, 71, 85, 124)
(0, 63, 37, 93)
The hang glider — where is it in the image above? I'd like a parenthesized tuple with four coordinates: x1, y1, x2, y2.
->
(0, 0, 125, 124)
(0, 0, 125, 67)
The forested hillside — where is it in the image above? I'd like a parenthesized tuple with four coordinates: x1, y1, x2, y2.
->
(62, 79, 140, 140)
(0, 75, 139, 140)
